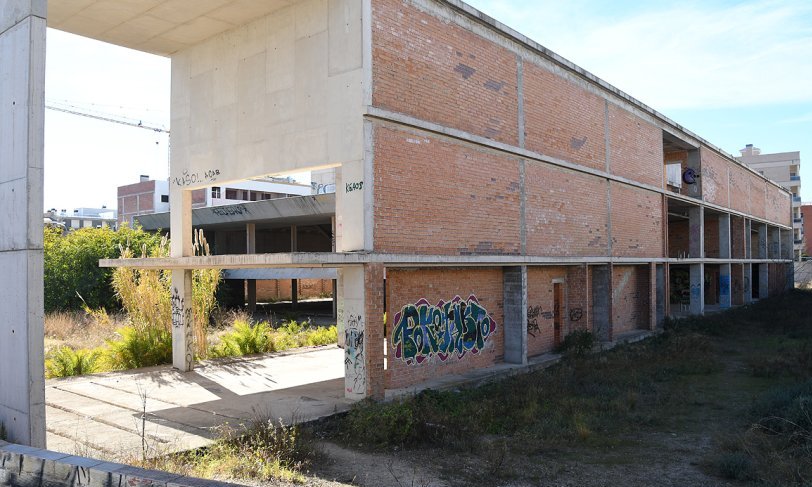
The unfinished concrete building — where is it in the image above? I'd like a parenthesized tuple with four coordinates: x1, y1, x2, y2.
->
(1, 0, 794, 446)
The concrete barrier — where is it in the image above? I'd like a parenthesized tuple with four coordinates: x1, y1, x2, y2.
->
(0, 441, 238, 487)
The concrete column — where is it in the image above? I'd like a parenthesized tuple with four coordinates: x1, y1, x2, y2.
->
(744, 219, 752, 259)
(719, 214, 731, 259)
(690, 264, 704, 315)
(719, 263, 731, 309)
(169, 189, 194, 371)
(246, 223, 256, 312)
(743, 264, 753, 304)
(655, 264, 666, 329)
(332, 216, 337, 319)
(758, 223, 767, 260)
(171, 270, 194, 371)
(340, 264, 385, 400)
(336, 271, 345, 348)
(689, 206, 704, 258)
(759, 263, 769, 299)
(770, 227, 780, 260)
(591, 265, 612, 342)
(291, 224, 297, 310)
(502, 266, 528, 365)
(0, 0, 47, 447)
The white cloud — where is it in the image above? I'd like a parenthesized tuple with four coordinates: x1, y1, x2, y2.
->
(466, 0, 812, 110)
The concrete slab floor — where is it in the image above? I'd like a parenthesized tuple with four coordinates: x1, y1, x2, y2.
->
(45, 346, 351, 460)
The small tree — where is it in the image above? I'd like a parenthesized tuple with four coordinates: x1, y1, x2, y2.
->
(44, 224, 164, 311)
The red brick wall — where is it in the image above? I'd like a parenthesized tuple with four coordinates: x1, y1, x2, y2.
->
(701, 148, 729, 207)
(192, 188, 207, 207)
(523, 62, 605, 170)
(120, 195, 138, 215)
(704, 215, 720, 258)
(803, 205, 812, 256)
(668, 219, 689, 258)
(609, 104, 662, 188)
(372, 0, 518, 145)
(117, 180, 156, 225)
(766, 184, 791, 227)
(386, 268, 504, 390)
(254, 279, 332, 302)
(731, 263, 744, 306)
(525, 163, 608, 256)
(373, 125, 521, 255)
(612, 265, 650, 334)
(729, 164, 751, 214)
(749, 175, 767, 220)
(567, 265, 589, 333)
(526, 266, 566, 357)
(610, 183, 663, 257)
(768, 263, 787, 296)
(731, 216, 746, 259)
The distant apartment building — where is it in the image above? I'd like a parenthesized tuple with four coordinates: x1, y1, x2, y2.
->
(44, 207, 117, 231)
(737, 145, 803, 260)
(117, 174, 317, 226)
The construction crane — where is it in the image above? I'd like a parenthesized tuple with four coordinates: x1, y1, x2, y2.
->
(45, 100, 171, 175)
(45, 100, 169, 134)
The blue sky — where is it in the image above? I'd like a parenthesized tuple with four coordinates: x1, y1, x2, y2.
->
(44, 0, 812, 210)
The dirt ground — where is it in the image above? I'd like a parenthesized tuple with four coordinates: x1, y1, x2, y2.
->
(255, 338, 762, 487)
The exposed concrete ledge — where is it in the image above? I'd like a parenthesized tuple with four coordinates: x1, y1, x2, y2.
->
(0, 441, 238, 487)
(100, 253, 796, 270)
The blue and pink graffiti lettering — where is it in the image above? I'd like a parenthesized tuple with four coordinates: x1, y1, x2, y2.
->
(392, 295, 497, 365)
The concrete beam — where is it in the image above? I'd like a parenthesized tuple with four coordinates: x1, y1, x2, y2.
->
(0, 0, 46, 448)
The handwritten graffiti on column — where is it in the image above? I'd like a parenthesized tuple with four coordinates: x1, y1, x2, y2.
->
(392, 295, 497, 365)
(171, 286, 194, 369)
(344, 314, 365, 394)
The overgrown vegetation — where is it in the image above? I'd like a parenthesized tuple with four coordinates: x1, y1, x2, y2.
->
(45, 346, 103, 378)
(329, 290, 812, 486)
(211, 319, 338, 358)
(135, 414, 314, 483)
(555, 328, 595, 356)
(44, 224, 163, 312)
(339, 326, 720, 450)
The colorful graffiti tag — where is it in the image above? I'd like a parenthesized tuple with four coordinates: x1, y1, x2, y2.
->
(392, 295, 497, 365)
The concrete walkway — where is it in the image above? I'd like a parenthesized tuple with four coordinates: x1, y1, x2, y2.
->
(45, 346, 350, 459)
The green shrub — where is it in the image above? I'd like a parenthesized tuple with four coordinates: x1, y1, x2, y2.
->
(44, 224, 164, 312)
(303, 326, 338, 347)
(211, 322, 338, 359)
(45, 346, 103, 378)
(105, 326, 173, 370)
(555, 329, 595, 356)
(213, 320, 274, 357)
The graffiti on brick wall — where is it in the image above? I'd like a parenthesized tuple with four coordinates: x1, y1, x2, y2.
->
(527, 306, 541, 338)
(569, 308, 583, 322)
(344, 314, 365, 395)
(392, 295, 497, 365)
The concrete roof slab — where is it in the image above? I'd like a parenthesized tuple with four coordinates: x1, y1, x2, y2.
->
(47, 0, 296, 56)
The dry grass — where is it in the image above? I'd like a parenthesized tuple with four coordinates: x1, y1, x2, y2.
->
(44, 311, 123, 354)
